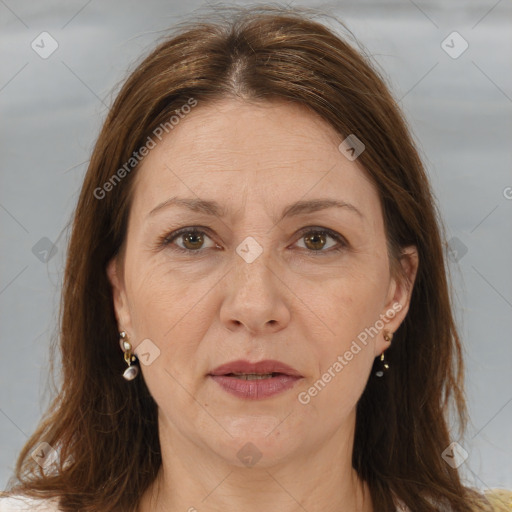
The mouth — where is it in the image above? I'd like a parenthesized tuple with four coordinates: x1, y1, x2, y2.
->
(208, 360, 303, 400)
(220, 372, 289, 380)
(208, 359, 303, 378)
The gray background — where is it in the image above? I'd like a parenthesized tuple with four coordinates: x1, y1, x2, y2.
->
(1, 0, 511, 495)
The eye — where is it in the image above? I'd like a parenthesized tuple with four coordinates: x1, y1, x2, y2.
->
(158, 226, 348, 256)
(293, 227, 347, 256)
(159, 227, 218, 254)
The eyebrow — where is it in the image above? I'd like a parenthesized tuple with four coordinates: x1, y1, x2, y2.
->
(148, 196, 364, 222)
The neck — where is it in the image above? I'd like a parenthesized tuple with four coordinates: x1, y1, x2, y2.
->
(138, 412, 373, 512)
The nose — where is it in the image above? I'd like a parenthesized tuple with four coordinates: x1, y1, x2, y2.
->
(219, 249, 291, 335)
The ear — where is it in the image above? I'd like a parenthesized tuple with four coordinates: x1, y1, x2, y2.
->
(106, 256, 133, 335)
(374, 245, 419, 355)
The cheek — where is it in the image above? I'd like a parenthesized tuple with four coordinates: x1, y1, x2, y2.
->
(301, 265, 387, 390)
(123, 256, 216, 377)
(125, 253, 203, 328)
(299, 282, 380, 414)
(300, 353, 373, 421)
(123, 262, 210, 409)
(310, 265, 387, 339)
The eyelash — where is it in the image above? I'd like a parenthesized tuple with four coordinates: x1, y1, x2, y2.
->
(157, 226, 348, 257)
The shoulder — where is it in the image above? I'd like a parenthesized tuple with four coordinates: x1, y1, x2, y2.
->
(482, 488, 512, 511)
(394, 489, 512, 511)
(0, 495, 61, 512)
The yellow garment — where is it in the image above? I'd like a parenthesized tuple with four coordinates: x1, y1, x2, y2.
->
(483, 489, 512, 511)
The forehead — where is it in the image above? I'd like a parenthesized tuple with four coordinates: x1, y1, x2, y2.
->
(130, 98, 380, 223)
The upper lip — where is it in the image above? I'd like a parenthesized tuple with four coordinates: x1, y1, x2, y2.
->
(209, 359, 303, 377)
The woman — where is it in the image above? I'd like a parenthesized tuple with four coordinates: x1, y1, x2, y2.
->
(1, 4, 510, 512)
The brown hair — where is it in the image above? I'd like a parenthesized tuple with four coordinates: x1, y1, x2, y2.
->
(2, 4, 497, 511)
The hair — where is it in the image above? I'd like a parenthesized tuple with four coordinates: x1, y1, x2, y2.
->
(2, 4, 500, 512)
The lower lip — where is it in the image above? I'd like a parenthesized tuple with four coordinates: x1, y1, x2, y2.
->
(208, 374, 302, 400)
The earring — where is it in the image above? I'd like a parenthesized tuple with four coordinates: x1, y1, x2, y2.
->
(120, 331, 139, 381)
(375, 330, 393, 377)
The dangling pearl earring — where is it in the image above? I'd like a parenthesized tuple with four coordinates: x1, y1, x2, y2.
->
(120, 331, 139, 380)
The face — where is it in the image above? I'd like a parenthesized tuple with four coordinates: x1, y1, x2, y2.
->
(107, 98, 418, 468)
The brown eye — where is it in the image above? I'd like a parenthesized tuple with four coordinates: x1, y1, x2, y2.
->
(295, 228, 347, 255)
(181, 231, 205, 250)
(160, 226, 347, 256)
(304, 232, 328, 251)
(162, 228, 216, 253)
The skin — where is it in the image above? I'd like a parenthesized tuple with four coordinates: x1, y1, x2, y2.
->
(107, 98, 419, 512)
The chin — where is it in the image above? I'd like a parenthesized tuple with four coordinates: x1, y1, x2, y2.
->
(205, 417, 306, 468)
